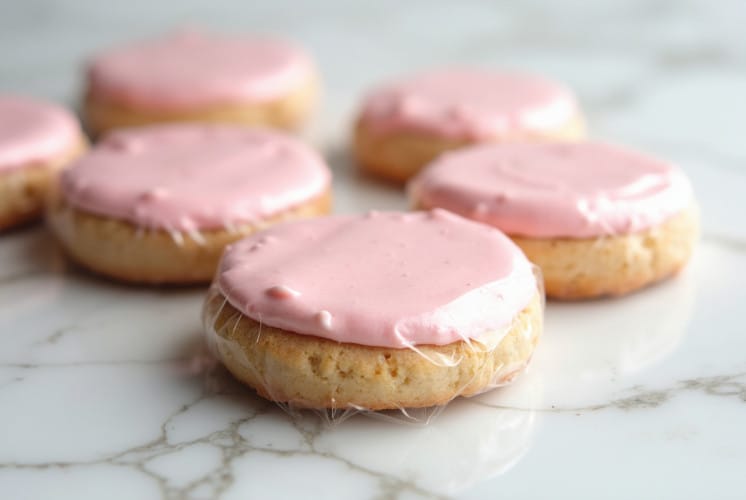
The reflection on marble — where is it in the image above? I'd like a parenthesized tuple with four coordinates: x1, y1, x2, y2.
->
(510, 269, 697, 408)
(0, 351, 537, 500)
(313, 393, 539, 495)
(2, 0, 746, 498)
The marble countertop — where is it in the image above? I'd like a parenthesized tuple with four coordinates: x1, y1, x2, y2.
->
(1, 1, 745, 498)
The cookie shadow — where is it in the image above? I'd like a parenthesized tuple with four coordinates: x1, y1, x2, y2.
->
(0, 224, 68, 284)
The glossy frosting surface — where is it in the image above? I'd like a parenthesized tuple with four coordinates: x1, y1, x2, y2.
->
(410, 142, 693, 238)
(359, 68, 578, 140)
(0, 96, 81, 172)
(88, 30, 313, 110)
(61, 124, 330, 231)
(218, 210, 537, 348)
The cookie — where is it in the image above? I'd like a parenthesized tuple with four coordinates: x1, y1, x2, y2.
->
(48, 124, 332, 284)
(409, 142, 698, 299)
(0, 96, 85, 230)
(84, 30, 318, 135)
(353, 69, 584, 182)
(204, 210, 543, 410)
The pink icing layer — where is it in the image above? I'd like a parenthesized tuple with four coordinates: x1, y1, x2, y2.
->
(409, 142, 693, 239)
(0, 96, 81, 172)
(88, 30, 313, 110)
(61, 124, 331, 231)
(217, 210, 537, 348)
(359, 68, 579, 140)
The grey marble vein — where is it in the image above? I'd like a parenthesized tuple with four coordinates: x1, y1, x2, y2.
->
(0, 268, 48, 285)
(474, 370, 746, 414)
(1, 0, 745, 498)
(0, 366, 446, 500)
(0, 359, 190, 369)
(702, 233, 746, 254)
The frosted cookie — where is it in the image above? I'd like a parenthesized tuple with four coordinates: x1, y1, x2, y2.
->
(0, 96, 85, 230)
(354, 69, 584, 182)
(48, 124, 331, 284)
(203, 210, 543, 410)
(409, 142, 698, 299)
(84, 30, 318, 135)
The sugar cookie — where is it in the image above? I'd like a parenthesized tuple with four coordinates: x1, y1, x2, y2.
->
(204, 210, 542, 410)
(49, 124, 331, 284)
(0, 96, 85, 230)
(410, 142, 698, 299)
(84, 31, 318, 135)
(354, 69, 584, 182)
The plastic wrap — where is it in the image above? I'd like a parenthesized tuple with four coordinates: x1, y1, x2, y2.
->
(201, 265, 544, 425)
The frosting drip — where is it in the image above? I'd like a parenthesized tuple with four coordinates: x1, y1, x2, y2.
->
(409, 142, 693, 238)
(88, 30, 313, 110)
(359, 69, 578, 140)
(0, 96, 81, 171)
(218, 210, 537, 348)
(61, 124, 331, 231)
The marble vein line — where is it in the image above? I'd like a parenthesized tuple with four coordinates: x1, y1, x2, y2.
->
(472, 370, 746, 414)
(0, 359, 190, 369)
(0, 367, 447, 500)
(31, 319, 101, 346)
(702, 233, 746, 254)
(0, 268, 48, 285)
(0, 375, 25, 391)
(35, 324, 77, 345)
(656, 44, 736, 69)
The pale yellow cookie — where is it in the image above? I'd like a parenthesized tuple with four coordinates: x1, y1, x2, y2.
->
(85, 75, 318, 137)
(1, 96, 87, 231)
(204, 290, 542, 410)
(409, 141, 698, 299)
(512, 205, 699, 300)
(353, 69, 585, 182)
(48, 124, 332, 285)
(84, 31, 319, 136)
(47, 191, 332, 285)
(0, 141, 86, 231)
(354, 116, 585, 183)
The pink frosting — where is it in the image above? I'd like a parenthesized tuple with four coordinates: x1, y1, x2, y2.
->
(0, 96, 81, 172)
(409, 142, 694, 239)
(88, 30, 313, 110)
(359, 68, 579, 140)
(61, 124, 331, 231)
(217, 210, 537, 348)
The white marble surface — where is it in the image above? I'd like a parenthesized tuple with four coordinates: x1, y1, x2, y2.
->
(1, 1, 745, 499)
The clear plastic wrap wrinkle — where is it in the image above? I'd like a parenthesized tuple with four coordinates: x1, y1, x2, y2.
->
(201, 264, 544, 425)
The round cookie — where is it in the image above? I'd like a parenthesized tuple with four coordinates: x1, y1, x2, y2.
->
(203, 210, 543, 410)
(84, 30, 318, 136)
(48, 124, 332, 284)
(409, 142, 698, 299)
(354, 69, 584, 182)
(0, 96, 86, 230)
